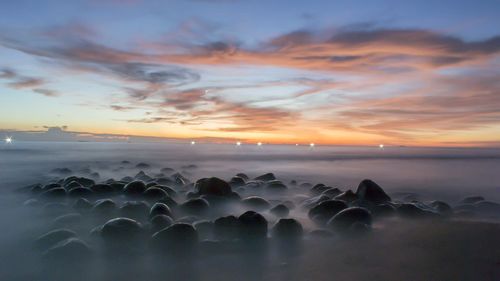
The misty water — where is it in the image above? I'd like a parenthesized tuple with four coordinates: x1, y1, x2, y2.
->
(1, 141, 499, 280)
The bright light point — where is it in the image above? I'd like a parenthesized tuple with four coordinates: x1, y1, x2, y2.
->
(379, 144, 384, 149)
(295, 144, 299, 146)
(5, 137, 12, 144)
(190, 141, 196, 145)
(236, 141, 241, 146)
(257, 142, 262, 146)
(310, 143, 315, 147)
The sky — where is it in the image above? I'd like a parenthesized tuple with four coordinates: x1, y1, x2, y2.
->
(0, 0, 500, 146)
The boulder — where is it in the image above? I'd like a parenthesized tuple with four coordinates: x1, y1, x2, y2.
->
(123, 181, 147, 195)
(272, 218, 303, 240)
(254, 173, 276, 181)
(270, 204, 290, 217)
(327, 207, 372, 231)
(241, 196, 271, 211)
(149, 203, 173, 218)
(194, 177, 232, 196)
(238, 211, 268, 241)
(180, 198, 210, 216)
(151, 223, 198, 253)
(214, 215, 240, 241)
(356, 179, 391, 204)
(308, 200, 348, 224)
(150, 214, 174, 233)
(334, 190, 358, 203)
(43, 238, 92, 260)
(34, 229, 77, 251)
(100, 217, 144, 243)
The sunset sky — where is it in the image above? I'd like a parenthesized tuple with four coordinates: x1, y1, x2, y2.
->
(1, 0, 499, 146)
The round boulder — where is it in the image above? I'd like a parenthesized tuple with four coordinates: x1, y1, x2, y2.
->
(355, 179, 391, 204)
(327, 207, 372, 232)
(194, 177, 232, 196)
(238, 211, 268, 241)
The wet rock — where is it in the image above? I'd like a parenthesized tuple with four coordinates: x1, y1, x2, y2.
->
(371, 203, 396, 217)
(238, 211, 268, 241)
(151, 223, 198, 253)
(68, 187, 93, 197)
(302, 195, 330, 209)
(241, 196, 271, 211)
(229, 176, 246, 187)
(156, 177, 175, 186)
(90, 184, 114, 193)
(35, 229, 77, 251)
(356, 179, 391, 204)
(43, 238, 92, 260)
(180, 198, 210, 216)
(214, 215, 240, 241)
(322, 187, 342, 198)
(72, 177, 95, 188)
(150, 214, 174, 233)
(149, 203, 173, 218)
(311, 184, 330, 195)
(121, 176, 134, 183)
(123, 181, 147, 195)
(397, 203, 439, 219)
(43, 183, 63, 191)
(100, 217, 144, 244)
(135, 171, 152, 182)
(40, 187, 66, 198)
(460, 196, 485, 204)
(265, 180, 287, 191)
(270, 204, 290, 217)
(171, 172, 190, 186)
(136, 162, 151, 169)
(194, 177, 232, 196)
(327, 207, 372, 232)
(152, 185, 177, 197)
(92, 199, 117, 214)
(158, 196, 178, 208)
(143, 187, 169, 200)
(120, 201, 149, 219)
(272, 218, 303, 240)
(334, 190, 358, 203)
(73, 198, 92, 211)
(236, 173, 249, 180)
(52, 213, 82, 227)
(430, 201, 453, 216)
(65, 181, 83, 190)
(254, 173, 276, 182)
(308, 200, 348, 224)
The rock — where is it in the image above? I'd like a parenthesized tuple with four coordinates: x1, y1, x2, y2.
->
(149, 203, 173, 218)
(474, 201, 500, 215)
(214, 215, 240, 241)
(171, 172, 190, 186)
(68, 187, 93, 197)
(90, 184, 114, 193)
(92, 199, 117, 214)
(327, 207, 372, 231)
(322, 188, 342, 197)
(272, 218, 303, 240)
(302, 195, 330, 209)
(35, 229, 77, 251)
(254, 173, 276, 181)
(194, 220, 214, 240)
(143, 187, 169, 200)
(397, 203, 439, 218)
(123, 181, 147, 195)
(236, 173, 249, 180)
(120, 201, 149, 219)
(73, 198, 92, 211)
(43, 238, 92, 260)
(371, 203, 396, 217)
(238, 211, 268, 241)
(355, 179, 391, 204)
(334, 190, 358, 203)
(40, 187, 66, 198)
(308, 200, 348, 224)
(241, 196, 271, 211)
(265, 180, 287, 191)
(300, 182, 312, 188)
(460, 196, 485, 204)
(160, 167, 175, 174)
(100, 217, 144, 244)
(270, 204, 290, 217)
(430, 201, 453, 216)
(72, 177, 95, 188)
(150, 214, 174, 233)
(65, 181, 82, 190)
(180, 198, 210, 216)
(311, 184, 330, 195)
(152, 185, 177, 197)
(52, 213, 82, 227)
(136, 162, 151, 169)
(151, 223, 198, 253)
(349, 222, 371, 235)
(43, 183, 63, 191)
(229, 176, 246, 187)
(158, 196, 178, 208)
(194, 177, 232, 196)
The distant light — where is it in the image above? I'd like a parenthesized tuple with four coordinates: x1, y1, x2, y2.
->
(295, 144, 299, 146)
(379, 144, 384, 149)
(236, 141, 241, 146)
(5, 137, 12, 144)
(190, 141, 196, 145)
(310, 143, 315, 147)
(257, 142, 262, 146)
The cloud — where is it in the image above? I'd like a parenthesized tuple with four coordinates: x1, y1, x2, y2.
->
(33, 88, 59, 97)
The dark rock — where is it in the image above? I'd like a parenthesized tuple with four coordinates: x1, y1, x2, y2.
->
(272, 218, 303, 240)
(397, 203, 439, 218)
(430, 201, 453, 216)
(35, 229, 76, 251)
(474, 201, 500, 215)
(158, 196, 178, 208)
(334, 190, 358, 203)
(238, 211, 268, 241)
(68, 187, 93, 197)
(123, 181, 147, 195)
(270, 204, 290, 217)
(265, 180, 287, 191)
(43, 183, 63, 191)
(90, 184, 114, 193)
(180, 198, 210, 216)
(194, 220, 214, 240)
(254, 173, 276, 181)
(371, 203, 396, 217)
(308, 200, 348, 224)
(194, 177, 232, 196)
(152, 185, 177, 197)
(40, 187, 66, 198)
(149, 203, 173, 218)
(43, 238, 91, 260)
(236, 173, 249, 180)
(65, 181, 82, 190)
(73, 177, 95, 188)
(356, 179, 391, 204)
(120, 201, 149, 219)
(229, 176, 246, 187)
(311, 184, 330, 195)
(92, 199, 117, 214)
(327, 207, 372, 231)
(150, 214, 174, 233)
(136, 162, 151, 169)
(302, 195, 331, 209)
(151, 223, 198, 253)
(160, 167, 175, 174)
(73, 198, 92, 210)
(100, 217, 144, 243)
(460, 196, 485, 204)
(322, 188, 342, 197)
(214, 215, 240, 241)
(143, 187, 169, 200)
(241, 196, 271, 211)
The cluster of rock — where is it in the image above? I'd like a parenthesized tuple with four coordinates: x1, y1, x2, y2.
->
(21, 163, 500, 261)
